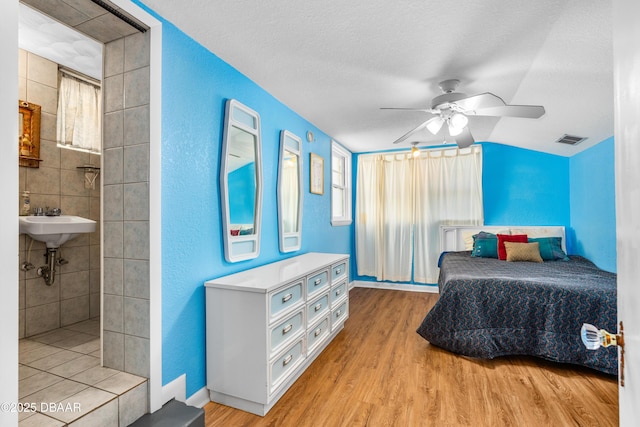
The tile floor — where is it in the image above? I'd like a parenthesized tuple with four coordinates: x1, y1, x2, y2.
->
(18, 319, 148, 426)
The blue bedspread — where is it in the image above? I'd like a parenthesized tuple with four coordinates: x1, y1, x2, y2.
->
(416, 251, 618, 375)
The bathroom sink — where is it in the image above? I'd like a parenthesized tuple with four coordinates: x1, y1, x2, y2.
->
(19, 215, 96, 248)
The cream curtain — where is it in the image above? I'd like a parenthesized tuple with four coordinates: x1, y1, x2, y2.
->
(57, 73, 102, 153)
(413, 146, 483, 283)
(355, 155, 381, 278)
(356, 153, 414, 281)
(356, 146, 483, 283)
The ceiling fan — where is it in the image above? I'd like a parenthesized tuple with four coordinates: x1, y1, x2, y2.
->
(382, 79, 545, 148)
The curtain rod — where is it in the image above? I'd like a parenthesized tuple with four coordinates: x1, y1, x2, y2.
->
(60, 67, 101, 88)
(360, 145, 481, 160)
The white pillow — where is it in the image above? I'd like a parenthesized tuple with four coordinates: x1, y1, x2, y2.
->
(462, 228, 510, 250)
(462, 231, 476, 250)
(510, 227, 563, 238)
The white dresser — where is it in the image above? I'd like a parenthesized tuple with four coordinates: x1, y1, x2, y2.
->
(204, 252, 349, 415)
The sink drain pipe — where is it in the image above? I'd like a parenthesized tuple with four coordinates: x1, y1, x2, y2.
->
(37, 248, 58, 286)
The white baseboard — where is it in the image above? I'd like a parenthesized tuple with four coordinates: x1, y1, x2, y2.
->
(352, 280, 439, 293)
(161, 374, 186, 406)
(161, 375, 210, 409)
(186, 386, 210, 409)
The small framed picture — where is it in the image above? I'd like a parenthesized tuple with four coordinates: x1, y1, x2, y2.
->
(310, 153, 324, 195)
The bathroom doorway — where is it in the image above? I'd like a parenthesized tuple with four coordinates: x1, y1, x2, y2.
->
(18, 10, 103, 338)
(15, 0, 162, 422)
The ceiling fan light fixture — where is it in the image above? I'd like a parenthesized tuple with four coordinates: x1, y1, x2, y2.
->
(448, 122, 464, 136)
(450, 112, 468, 129)
(425, 116, 444, 135)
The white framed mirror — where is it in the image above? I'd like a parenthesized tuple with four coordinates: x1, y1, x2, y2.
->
(278, 130, 303, 252)
(220, 99, 262, 262)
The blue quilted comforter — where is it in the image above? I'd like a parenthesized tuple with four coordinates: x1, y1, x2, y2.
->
(416, 251, 618, 375)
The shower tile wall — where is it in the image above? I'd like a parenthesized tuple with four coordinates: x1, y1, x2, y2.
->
(102, 32, 151, 378)
(18, 49, 101, 339)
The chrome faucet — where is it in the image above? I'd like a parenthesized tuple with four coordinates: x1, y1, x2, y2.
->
(46, 207, 62, 216)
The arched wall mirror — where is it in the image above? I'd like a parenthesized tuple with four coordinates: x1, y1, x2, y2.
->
(220, 99, 262, 262)
(278, 130, 303, 252)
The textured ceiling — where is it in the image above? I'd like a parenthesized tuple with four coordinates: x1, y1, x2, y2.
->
(19, 0, 146, 80)
(19, 4, 103, 79)
(143, 0, 613, 156)
(21, 0, 144, 42)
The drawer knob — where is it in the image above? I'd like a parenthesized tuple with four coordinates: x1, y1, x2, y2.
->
(336, 309, 342, 317)
(282, 293, 293, 303)
(335, 289, 342, 296)
(282, 324, 293, 334)
(283, 354, 293, 366)
(335, 268, 341, 274)
(314, 328, 322, 337)
(315, 303, 323, 312)
(314, 278, 321, 286)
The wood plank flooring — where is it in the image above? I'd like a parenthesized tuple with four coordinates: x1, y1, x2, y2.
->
(204, 287, 618, 426)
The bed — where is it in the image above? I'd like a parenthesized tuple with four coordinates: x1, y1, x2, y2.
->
(416, 225, 618, 375)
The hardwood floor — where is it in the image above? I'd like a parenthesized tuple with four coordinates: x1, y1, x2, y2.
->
(204, 287, 618, 426)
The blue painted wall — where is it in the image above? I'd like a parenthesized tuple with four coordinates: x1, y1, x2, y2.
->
(481, 142, 572, 249)
(484, 138, 617, 272)
(157, 20, 351, 398)
(569, 137, 616, 272)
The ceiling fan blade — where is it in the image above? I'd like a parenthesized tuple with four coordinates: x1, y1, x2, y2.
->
(453, 92, 506, 111)
(454, 127, 474, 148)
(391, 120, 430, 144)
(473, 104, 545, 118)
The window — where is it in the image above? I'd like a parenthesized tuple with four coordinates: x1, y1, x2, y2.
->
(56, 70, 102, 154)
(355, 146, 483, 283)
(331, 141, 352, 226)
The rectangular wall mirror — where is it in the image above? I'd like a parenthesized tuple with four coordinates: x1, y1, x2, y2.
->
(278, 130, 303, 252)
(220, 99, 262, 262)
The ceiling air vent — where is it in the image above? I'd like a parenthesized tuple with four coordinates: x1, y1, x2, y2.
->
(555, 134, 587, 145)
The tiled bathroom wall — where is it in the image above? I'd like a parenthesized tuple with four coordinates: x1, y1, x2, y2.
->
(18, 49, 101, 339)
(102, 31, 151, 379)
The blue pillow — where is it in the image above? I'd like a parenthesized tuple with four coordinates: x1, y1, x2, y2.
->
(239, 227, 254, 235)
(472, 232, 498, 258)
(528, 237, 569, 261)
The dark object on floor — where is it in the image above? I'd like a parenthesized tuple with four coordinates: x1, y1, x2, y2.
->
(129, 399, 204, 427)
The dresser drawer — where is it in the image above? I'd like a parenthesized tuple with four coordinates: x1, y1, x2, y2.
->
(270, 280, 303, 319)
(307, 269, 329, 297)
(330, 281, 347, 306)
(307, 316, 330, 354)
(270, 310, 304, 354)
(331, 300, 348, 331)
(331, 261, 347, 282)
(307, 292, 330, 326)
(270, 339, 304, 394)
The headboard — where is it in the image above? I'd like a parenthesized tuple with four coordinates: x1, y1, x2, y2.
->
(440, 225, 567, 253)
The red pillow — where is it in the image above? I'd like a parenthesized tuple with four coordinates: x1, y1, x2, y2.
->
(497, 234, 528, 260)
